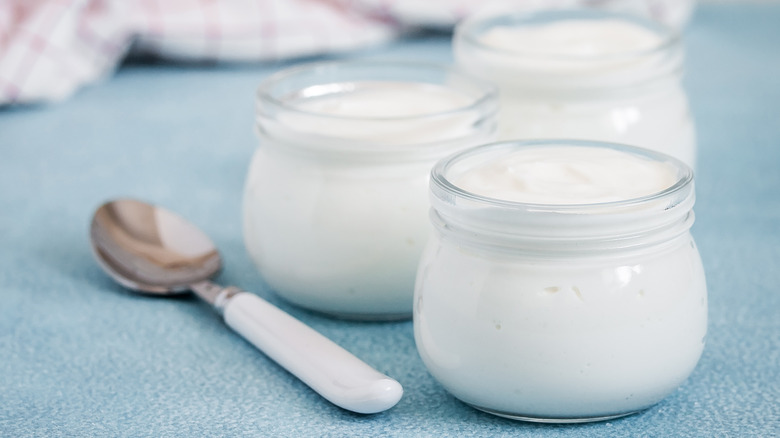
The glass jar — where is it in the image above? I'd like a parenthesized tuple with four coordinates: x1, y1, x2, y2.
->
(454, 9, 697, 168)
(414, 140, 707, 422)
(243, 61, 497, 320)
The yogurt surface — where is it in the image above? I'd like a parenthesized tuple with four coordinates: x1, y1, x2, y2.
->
(479, 19, 662, 59)
(453, 146, 677, 204)
(270, 81, 482, 145)
(293, 81, 474, 117)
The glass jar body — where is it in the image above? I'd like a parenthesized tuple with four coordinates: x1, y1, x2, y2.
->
(414, 140, 707, 421)
(243, 61, 497, 320)
(454, 10, 697, 167)
(415, 231, 707, 421)
(244, 146, 437, 320)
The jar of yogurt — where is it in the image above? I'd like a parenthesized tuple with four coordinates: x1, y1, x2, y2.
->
(243, 61, 497, 320)
(454, 9, 697, 167)
(415, 140, 707, 422)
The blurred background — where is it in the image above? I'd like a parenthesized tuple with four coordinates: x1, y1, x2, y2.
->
(0, 0, 704, 106)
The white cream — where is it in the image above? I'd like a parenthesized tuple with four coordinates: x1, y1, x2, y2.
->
(454, 146, 677, 204)
(271, 82, 478, 144)
(415, 143, 707, 421)
(295, 81, 473, 117)
(455, 13, 697, 167)
(244, 66, 496, 319)
(480, 19, 661, 59)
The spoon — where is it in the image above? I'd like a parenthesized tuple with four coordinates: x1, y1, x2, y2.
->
(89, 198, 403, 414)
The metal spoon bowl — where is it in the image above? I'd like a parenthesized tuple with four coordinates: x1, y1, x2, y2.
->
(90, 198, 403, 414)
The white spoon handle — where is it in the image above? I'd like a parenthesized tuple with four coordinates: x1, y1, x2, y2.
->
(222, 292, 403, 414)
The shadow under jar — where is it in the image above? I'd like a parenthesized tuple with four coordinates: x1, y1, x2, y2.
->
(243, 61, 497, 320)
(454, 9, 697, 168)
(414, 140, 707, 422)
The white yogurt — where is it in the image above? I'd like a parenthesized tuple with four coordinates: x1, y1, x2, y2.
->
(454, 11, 697, 167)
(479, 19, 662, 60)
(454, 146, 678, 204)
(295, 81, 474, 117)
(415, 141, 707, 421)
(243, 62, 496, 319)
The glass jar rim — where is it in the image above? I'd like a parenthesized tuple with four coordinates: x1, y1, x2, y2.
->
(255, 60, 498, 122)
(431, 139, 693, 215)
(455, 8, 681, 66)
(429, 140, 696, 253)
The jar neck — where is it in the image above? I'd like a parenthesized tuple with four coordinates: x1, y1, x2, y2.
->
(430, 206, 695, 256)
(493, 71, 684, 102)
(256, 107, 497, 163)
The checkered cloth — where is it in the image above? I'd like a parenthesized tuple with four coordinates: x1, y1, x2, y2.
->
(0, 0, 693, 105)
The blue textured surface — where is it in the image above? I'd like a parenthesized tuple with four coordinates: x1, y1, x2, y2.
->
(1, 3, 779, 437)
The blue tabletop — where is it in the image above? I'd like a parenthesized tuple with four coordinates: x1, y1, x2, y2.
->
(1, 3, 779, 437)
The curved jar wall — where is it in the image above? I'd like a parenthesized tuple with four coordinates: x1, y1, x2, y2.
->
(454, 10, 697, 168)
(415, 140, 707, 421)
(244, 61, 497, 320)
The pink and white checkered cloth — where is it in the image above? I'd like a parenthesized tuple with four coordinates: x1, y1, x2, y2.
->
(0, 0, 694, 105)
